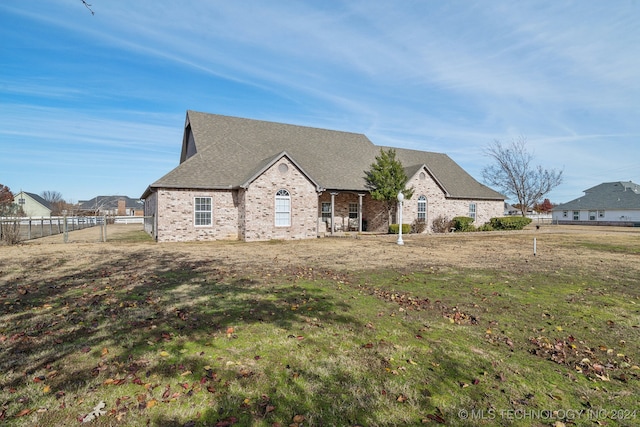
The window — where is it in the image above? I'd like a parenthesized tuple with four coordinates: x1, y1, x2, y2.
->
(469, 203, 477, 220)
(417, 195, 427, 220)
(275, 189, 291, 226)
(573, 211, 579, 221)
(348, 203, 358, 219)
(598, 210, 605, 218)
(194, 197, 212, 226)
(321, 202, 331, 221)
(589, 211, 597, 221)
(562, 211, 568, 218)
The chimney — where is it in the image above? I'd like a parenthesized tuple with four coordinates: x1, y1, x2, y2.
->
(117, 199, 126, 216)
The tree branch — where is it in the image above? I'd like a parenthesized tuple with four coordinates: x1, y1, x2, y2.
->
(81, 0, 94, 15)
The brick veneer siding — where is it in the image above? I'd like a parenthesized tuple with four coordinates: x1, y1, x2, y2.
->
(241, 158, 319, 241)
(318, 192, 388, 232)
(403, 170, 503, 231)
(154, 188, 239, 242)
(146, 163, 502, 241)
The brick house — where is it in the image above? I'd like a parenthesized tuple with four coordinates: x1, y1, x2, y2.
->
(141, 111, 504, 242)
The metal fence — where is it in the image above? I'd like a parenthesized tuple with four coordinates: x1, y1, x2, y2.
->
(0, 216, 145, 242)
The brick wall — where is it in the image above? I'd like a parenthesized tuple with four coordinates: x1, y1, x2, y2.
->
(154, 189, 239, 242)
(242, 158, 318, 241)
(146, 163, 503, 241)
(403, 170, 503, 230)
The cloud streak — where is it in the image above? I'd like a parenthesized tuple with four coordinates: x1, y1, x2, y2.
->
(0, 0, 638, 202)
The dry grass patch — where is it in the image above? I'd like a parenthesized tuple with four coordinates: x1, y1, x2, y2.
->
(1, 225, 639, 425)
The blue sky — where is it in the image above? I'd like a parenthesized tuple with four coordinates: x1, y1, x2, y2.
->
(1, 1, 639, 204)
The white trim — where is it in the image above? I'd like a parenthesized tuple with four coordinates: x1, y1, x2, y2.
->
(194, 196, 213, 227)
(275, 189, 291, 227)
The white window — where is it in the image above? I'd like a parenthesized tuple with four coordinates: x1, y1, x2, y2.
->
(589, 211, 597, 221)
(321, 202, 331, 221)
(469, 203, 477, 220)
(573, 211, 580, 221)
(275, 189, 291, 227)
(562, 211, 568, 218)
(194, 197, 212, 226)
(348, 203, 358, 219)
(417, 195, 427, 220)
(598, 210, 605, 218)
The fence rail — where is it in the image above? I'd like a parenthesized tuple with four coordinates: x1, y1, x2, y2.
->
(0, 216, 144, 242)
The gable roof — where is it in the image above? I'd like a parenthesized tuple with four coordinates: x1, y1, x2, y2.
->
(144, 111, 504, 201)
(553, 181, 640, 211)
(17, 191, 53, 210)
(77, 196, 143, 210)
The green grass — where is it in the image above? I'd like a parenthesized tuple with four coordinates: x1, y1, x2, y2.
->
(1, 245, 639, 426)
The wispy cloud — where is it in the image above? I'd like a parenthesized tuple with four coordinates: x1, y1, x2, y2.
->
(0, 0, 638, 202)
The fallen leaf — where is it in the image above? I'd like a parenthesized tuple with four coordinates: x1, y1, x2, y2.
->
(427, 413, 446, 423)
(15, 409, 32, 417)
(159, 351, 170, 358)
(162, 385, 171, 399)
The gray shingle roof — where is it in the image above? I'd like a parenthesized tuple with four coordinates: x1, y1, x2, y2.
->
(553, 181, 640, 211)
(145, 111, 504, 200)
(24, 192, 53, 210)
(77, 196, 143, 210)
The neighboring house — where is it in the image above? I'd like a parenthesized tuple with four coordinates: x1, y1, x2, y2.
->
(504, 203, 519, 216)
(77, 196, 144, 216)
(552, 181, 640, 226)
(13, 191, 52, 217)
(142, 111, 505, 242)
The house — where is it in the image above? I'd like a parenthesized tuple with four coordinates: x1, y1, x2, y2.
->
(77, 196, 144, 216)
(552, 181, 640, 226)
(142, 111, 504, 242)
(13, 191, 52, 217)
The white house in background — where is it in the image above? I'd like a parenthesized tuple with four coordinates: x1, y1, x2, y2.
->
(552, 181, 640, 226)
(13, 191, 52, 217)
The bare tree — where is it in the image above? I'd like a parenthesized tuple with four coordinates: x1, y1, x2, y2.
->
(41, 190, 66, 216)
(482, 137, 563, 217)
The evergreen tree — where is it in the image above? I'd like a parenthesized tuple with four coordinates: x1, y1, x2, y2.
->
(364, 149, 413, 227)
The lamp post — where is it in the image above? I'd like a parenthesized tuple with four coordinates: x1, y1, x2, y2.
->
(397, 191, 404, 245)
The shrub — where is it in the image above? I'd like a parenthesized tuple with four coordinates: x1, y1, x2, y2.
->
(410, 218, 427, 234)
(476, 223, 494, 232)
(452, 216, 476, 232)
(431, 215, 453, 233)
(389, 224, 411, 234)
(0, 220, 22, 245)
(489, 216, 532, 230)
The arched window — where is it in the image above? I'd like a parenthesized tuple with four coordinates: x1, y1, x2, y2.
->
(275, 189, 291, 226)
(417, 195, 427, 221)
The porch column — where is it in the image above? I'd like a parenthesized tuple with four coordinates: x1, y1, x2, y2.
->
(358, 193, 365, 232)
(330, 192, 338, 235)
